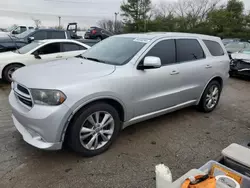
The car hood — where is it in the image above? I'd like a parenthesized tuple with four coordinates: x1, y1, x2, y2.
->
(13, 57, 116, 89)
(231, 53, 250, 63)
(0, 32, 9, 38)
(0, 36, 24, 43)
(0, 51, 20, 60)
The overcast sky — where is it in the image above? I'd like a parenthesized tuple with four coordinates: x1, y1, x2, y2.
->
(0, 0, 249, 29)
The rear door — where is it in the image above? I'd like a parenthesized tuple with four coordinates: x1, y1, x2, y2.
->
(133, 39, 181, 116)
(61, 42, 88, 58)
(174, 38, 214, 104)
(30, 30, 47, 40)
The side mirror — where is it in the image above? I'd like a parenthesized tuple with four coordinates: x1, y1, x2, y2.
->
(138, 56, 161, 70)
(28, 37, 35, 43)
(12, 30, 18, 35)
(33, 51, 41, 59)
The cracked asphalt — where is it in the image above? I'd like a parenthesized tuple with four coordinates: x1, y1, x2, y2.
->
(0, 78, 250, 188)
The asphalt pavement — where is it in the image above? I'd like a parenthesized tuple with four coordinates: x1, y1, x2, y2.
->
(0, 78, 250, 188)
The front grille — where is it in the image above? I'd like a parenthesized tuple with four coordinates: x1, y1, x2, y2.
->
(14, 83, 33, 108)
(17, 84, 29, 95)
(17, 95, 33, 107)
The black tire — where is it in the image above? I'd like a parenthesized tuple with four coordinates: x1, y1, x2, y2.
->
(3, 64, 23, 83)
(229, 71, 235, 77)
(67, 102, 121, 157)
(197, 80, 222, 113)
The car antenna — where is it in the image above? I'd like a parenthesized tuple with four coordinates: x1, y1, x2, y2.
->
(7, 34, 20, 53)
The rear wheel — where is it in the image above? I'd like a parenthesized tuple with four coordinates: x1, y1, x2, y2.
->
(3, 64, 23, 83)
(67, 102, 121, 157)
(198, 80, 221, 113)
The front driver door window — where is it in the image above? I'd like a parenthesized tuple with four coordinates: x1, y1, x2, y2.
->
(32, 43, 62, 64)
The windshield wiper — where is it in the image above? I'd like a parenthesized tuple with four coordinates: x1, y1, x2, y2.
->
(82, 56, 105, 63)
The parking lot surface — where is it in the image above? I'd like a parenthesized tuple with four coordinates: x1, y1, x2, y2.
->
(0, 78, 250, 188)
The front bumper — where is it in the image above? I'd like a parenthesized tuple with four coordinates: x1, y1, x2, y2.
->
(9, 90, 72, 150)
(12, 115, 62, 150)
(0, 64, 4, 79)
(230, 59, 250, 76)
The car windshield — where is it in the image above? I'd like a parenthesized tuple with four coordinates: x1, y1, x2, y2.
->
(6, 25, 17, 32)
(226, 42, 245, 48)
(81, 37, 147, 65)
(15, 29, 35, 38)
(16, 41, 43, 54)
(240, 48, 250, 54)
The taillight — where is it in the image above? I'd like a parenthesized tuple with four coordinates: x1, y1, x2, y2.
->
(91, 29, 97, 34)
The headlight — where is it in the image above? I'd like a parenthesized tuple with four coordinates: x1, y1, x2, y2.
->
(30, 89, 66, 106)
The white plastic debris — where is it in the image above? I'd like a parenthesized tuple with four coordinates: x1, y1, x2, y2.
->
(155, 164, 173, 188)
(216, 175, 240, 188)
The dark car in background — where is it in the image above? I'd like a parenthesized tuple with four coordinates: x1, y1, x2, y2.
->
(84, 27, 113, 40)
(0, 23, 82, 53)
(0, 29, 73, 53)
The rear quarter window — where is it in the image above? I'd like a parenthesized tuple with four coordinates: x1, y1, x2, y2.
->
(203, 40, 224, 56)
(48, 31, 66, 39)
(176, 39, 205, 62)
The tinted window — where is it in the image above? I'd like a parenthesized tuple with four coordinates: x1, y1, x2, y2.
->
(203, 40, 224, 56)
(29, 27, 34, 29)
(31, 31, 47, 40)
(20, 26, 27, 33)
(145, 39, 175, 65)
(62, 43, 86, 52)
(176, 39, 205, 62)
(48, 31, 65, 39)
(36, 43, 61, 55)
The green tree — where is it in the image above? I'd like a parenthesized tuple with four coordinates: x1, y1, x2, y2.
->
(121, 0, 152, 32)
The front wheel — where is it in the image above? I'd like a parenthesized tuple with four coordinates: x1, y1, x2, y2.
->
(3, 64, 23, 83)
(67, 102, 121, 157)
(198, 80, 222, 113)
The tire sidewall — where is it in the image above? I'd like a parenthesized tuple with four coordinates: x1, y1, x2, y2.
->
(68, 102, 121, 157)
(200, 81, 222, 113)
(3, 64, 22, 83)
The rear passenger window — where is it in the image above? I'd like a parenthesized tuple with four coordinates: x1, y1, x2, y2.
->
(62, 42, 86, 52)
(203, 40, 224, 56)
(145, 39, 176, 65)
(48, 31, 65, 39)
(176, 39, 205, 62)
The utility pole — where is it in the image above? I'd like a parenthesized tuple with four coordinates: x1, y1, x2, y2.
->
(114, 12, 119, 33)
(58, 16, 61, 28)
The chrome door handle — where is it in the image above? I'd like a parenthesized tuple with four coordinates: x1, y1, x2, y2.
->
(170, 70, 179, 75)
(205, 65, 212, 68)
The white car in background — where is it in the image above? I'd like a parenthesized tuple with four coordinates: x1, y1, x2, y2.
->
(0, 39, 90, 82)
(0, 25, 34, 38)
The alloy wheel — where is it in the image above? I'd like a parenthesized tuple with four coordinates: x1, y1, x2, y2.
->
(205, 85, 219, 109)
(79, 111, 115, 150)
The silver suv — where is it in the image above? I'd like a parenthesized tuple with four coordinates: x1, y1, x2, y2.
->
(9, 33, 229, 156)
